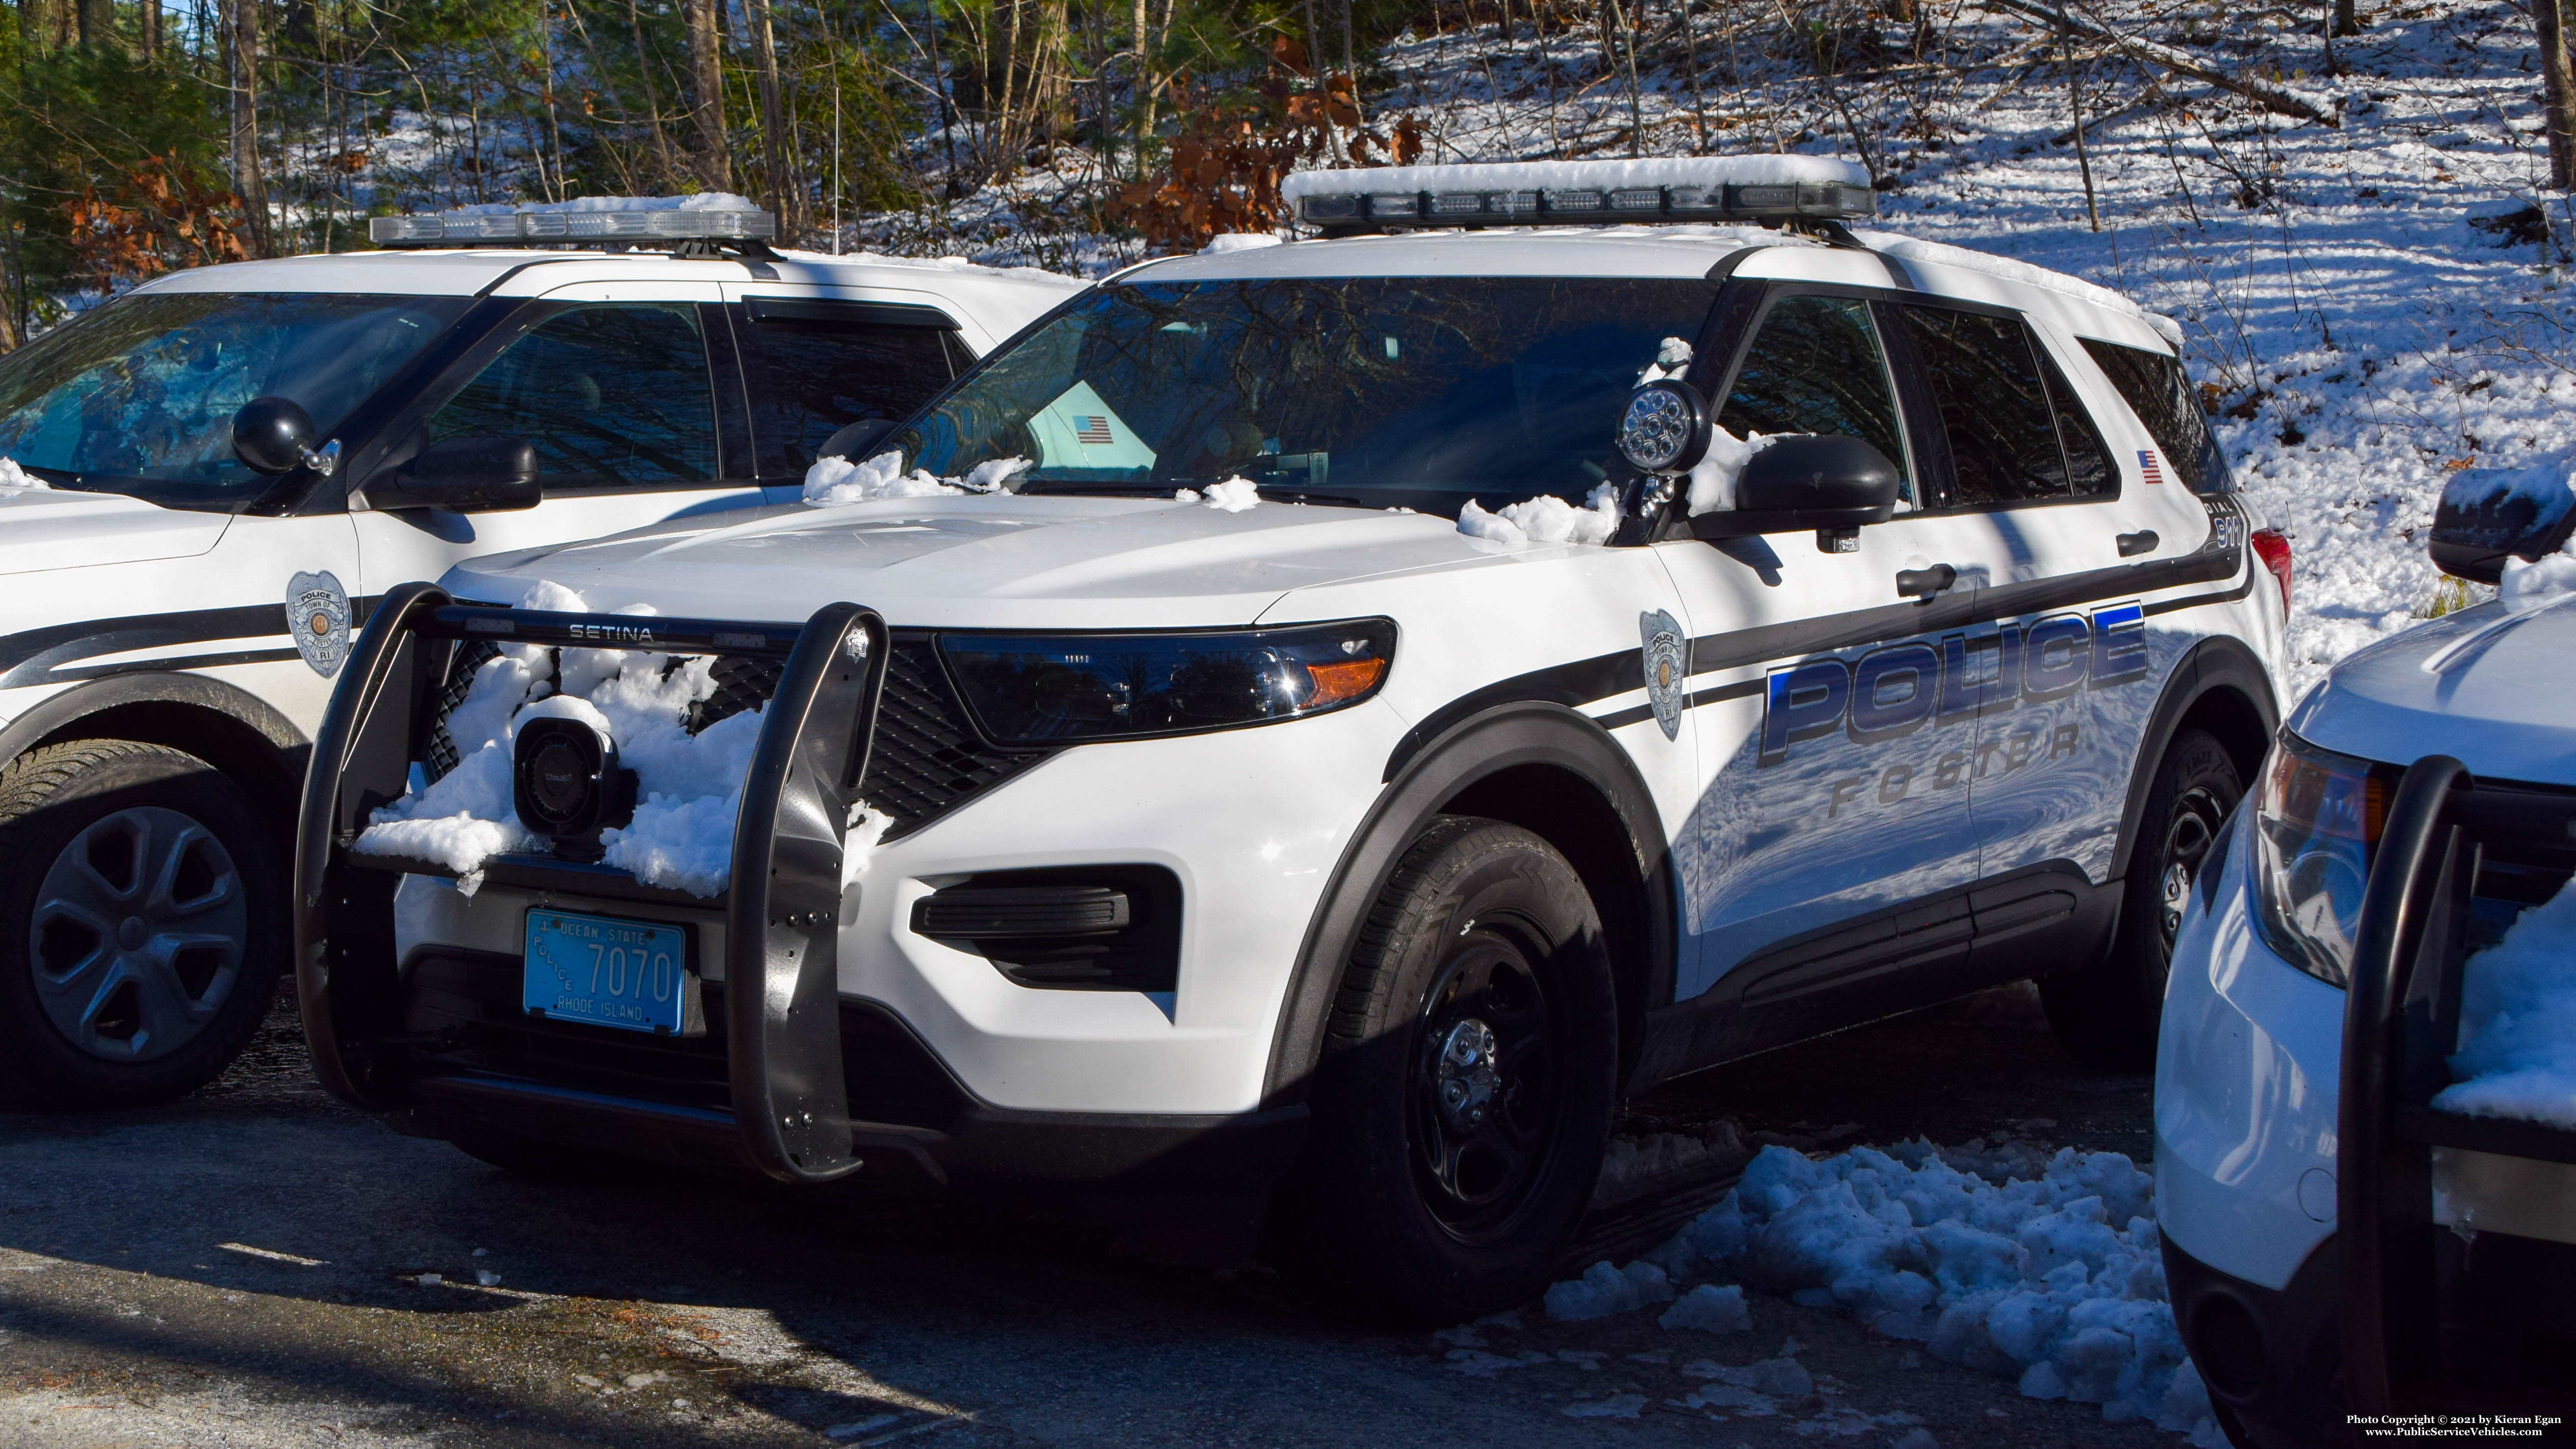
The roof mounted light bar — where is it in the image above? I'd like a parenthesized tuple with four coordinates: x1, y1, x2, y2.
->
(369, 201, 777, 249)
(1281, 156, 1875, 233)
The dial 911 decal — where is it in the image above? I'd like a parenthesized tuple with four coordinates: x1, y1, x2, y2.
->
(1758, 602, 2146, 769)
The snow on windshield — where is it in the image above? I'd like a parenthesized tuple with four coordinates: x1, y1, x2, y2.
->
(0, 458, 45, 491)
(2431, 879, 2576, 1128)
(1458, 482, 1621, 547)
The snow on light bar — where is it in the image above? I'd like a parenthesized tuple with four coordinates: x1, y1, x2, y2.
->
(369, 199, 776, 248)
(1281, 156, 1874, 230)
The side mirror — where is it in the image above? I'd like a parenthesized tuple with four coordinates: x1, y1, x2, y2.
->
(360, 435, 541, 513)
(233, 396, 325, 476)
(1688, 435, 1903, 540)
(2428, 464, 2576, 584)
(818, 416, 898, 466)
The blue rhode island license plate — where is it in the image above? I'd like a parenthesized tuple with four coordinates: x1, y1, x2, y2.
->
(523, 909, 691, 1035)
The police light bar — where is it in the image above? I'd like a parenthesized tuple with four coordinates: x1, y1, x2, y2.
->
(369, 201, 776, 248)
(1281, 156, 1874, 231)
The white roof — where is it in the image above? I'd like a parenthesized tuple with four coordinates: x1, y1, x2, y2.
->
(129, 246, 1080, 302)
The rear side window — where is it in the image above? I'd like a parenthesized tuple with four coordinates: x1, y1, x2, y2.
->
(2081, 337, 2232, 494)
(428, 303, 717, 489)
(740, 302, 969, 475)
(1895, 305, 2111, 507)
(1719, 294, 1912, 504)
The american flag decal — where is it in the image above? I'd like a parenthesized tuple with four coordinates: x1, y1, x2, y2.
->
(1074, 415, 1115, 446)
(2138, 449, 2166, 485)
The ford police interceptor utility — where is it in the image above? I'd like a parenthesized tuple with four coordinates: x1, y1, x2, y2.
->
(0, 198, 1077, 1109)
(2156, 469, 2576, 1446)
(301, 157, 2292, 1318)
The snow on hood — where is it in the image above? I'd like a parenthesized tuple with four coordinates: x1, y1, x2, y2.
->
(441, 493, 1549, 630)
(0, 486, 230, 577)
(2290, 598, 2576, 787)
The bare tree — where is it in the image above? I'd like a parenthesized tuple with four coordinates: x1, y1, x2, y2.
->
(230, 0, 270, 257)
(2539, 0, 2576, 190)
(686, 0, 730, 192)
(749, 0, 794, 227)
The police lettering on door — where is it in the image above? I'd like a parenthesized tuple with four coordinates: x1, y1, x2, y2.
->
(1757, 603, 2147, 818)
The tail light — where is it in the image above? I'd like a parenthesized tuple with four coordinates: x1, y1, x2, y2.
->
(2250, 528, 2292, 612)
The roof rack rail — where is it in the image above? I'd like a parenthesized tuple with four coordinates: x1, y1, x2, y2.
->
(1281, 156, 1874, 236)
(369, 200, 778, 255)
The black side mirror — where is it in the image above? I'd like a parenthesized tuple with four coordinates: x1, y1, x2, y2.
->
(817, 416, 898, 465)
(1689, 435, 1903, 540)
(233, 396, 323, 475)
(2428, 466, 2576, 584)
(360, 435, 541, 513)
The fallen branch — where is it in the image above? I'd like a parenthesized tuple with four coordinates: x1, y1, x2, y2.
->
(1982, 0, 2341, 127)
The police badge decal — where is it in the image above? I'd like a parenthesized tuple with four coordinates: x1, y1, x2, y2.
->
(286, 571, 352, 678)
(1640, 609, 1687, 740)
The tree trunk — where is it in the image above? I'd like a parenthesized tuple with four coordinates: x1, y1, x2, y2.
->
(2333, 0, 2357, 37)
(749, 0, 793, 230)
(140, 0, 160, 57)
(626, 0, 681, 189)
(18, 0, 54, 56)
(231, 0, 271, 257)
(2539, 0, 2576, 191)
(75, 0, 114, 51)
(686, 0, 730, 193)
(1339, 0, 1361, 125)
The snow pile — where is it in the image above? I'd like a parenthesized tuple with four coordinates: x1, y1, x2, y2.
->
(0, 458, 44, 490)
(1459, 481, 1621, 547)
(802, 450, 1028, 506)
(1637, 335, 1694, 384)
(1659, 1283, 1752, 1335)
(1543, 1259, 1676, 1321)
(352, 582, 773, 897)
(1540, 1142, 2220, 1440)
(1174, 477, 1259, 512)
(2499, 547, 2576, 611)
(1200, 232, 1283, 253)
(2433, 879, 2576, 1128)
(1683, 427, 1775, 515)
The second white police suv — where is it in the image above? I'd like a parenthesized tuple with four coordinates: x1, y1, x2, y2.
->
(304, 156, 2293, 1319)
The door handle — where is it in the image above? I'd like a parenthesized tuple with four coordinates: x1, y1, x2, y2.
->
(2117, 530, 2159, 558)
(1895, 564, 1957, 600)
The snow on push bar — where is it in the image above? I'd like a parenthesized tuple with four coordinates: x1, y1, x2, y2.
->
(293, 581, 887, 1184)
(369, 195, 777, 248)
(1282, 155, 1875, 231)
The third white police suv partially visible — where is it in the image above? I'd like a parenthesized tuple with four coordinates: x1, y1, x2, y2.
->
(303, 157, 2293, 1320)
(0, 197, 1076, 1109)
(2157, 469, 2576, 1445)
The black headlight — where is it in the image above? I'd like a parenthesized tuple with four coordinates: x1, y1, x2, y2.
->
(2249, 730, 2395, 989)
(939, 619, 1397, 745)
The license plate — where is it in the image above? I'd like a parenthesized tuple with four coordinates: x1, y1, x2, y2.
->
(523, 909, 692, 1035)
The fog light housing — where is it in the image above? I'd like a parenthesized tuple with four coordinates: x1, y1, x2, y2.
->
(513, 716, 636, 854)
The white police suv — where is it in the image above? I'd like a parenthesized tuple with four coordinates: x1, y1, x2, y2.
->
(0, 199, 1076, 1109)
(2157, 470, 2576, 1445)
(301, 158, 2289, 1319)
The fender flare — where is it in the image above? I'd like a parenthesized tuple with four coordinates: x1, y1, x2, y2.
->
(2108, 634, 2280, 885)
(0, 671, 311, 845)
(1260, 700, 1675, 1108)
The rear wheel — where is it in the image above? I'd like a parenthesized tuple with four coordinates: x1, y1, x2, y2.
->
(2042, 728, 2242, 1070)
(1295, 817, 1617, 1324)
(0, 741, 284, 1109)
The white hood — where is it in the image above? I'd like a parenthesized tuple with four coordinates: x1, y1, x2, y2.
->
(0, 487, 231, 577)
(2293, 598, 2576, 787)
(442, 493, 1537, 629)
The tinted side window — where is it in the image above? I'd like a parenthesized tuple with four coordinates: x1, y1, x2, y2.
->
(2041, 350, 2114, 498)
(745, 315, 963, 473)
(429, 303, 716, 489)
(1894, 305, 2069, 507)
(1718, 294, 1912, 502)
(2081, 337, 2232, 494)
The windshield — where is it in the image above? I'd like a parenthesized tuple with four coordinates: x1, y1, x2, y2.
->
(899, 275, 1714, 513)
(0, 292, 469, 510)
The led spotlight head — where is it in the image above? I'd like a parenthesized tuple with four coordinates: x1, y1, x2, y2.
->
(513, 716, 637, 851)
(1617, 380, 1713, 477)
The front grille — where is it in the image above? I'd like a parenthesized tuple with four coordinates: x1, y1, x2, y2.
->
(417, 631, 1043, 842)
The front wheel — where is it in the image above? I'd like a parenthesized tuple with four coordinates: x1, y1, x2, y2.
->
(2042, 728, 2243, 1070)
(0, 741, 286, 1108)
(1295, 817, 1618, 1324)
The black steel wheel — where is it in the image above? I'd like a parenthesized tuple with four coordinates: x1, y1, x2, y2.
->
(0, 741, 285, 1108)
(2043, 728, 2244, 1070)
(1296, 816, 1616, 1324)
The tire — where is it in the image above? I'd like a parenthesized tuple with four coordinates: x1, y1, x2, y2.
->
(2042, 728, 2243, 1070)
(1294, 816, 1618, 1324)
(0, 741, 286, 1109)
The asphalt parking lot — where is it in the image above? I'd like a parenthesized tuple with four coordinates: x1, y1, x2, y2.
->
(0, 985, 2178, 1448)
